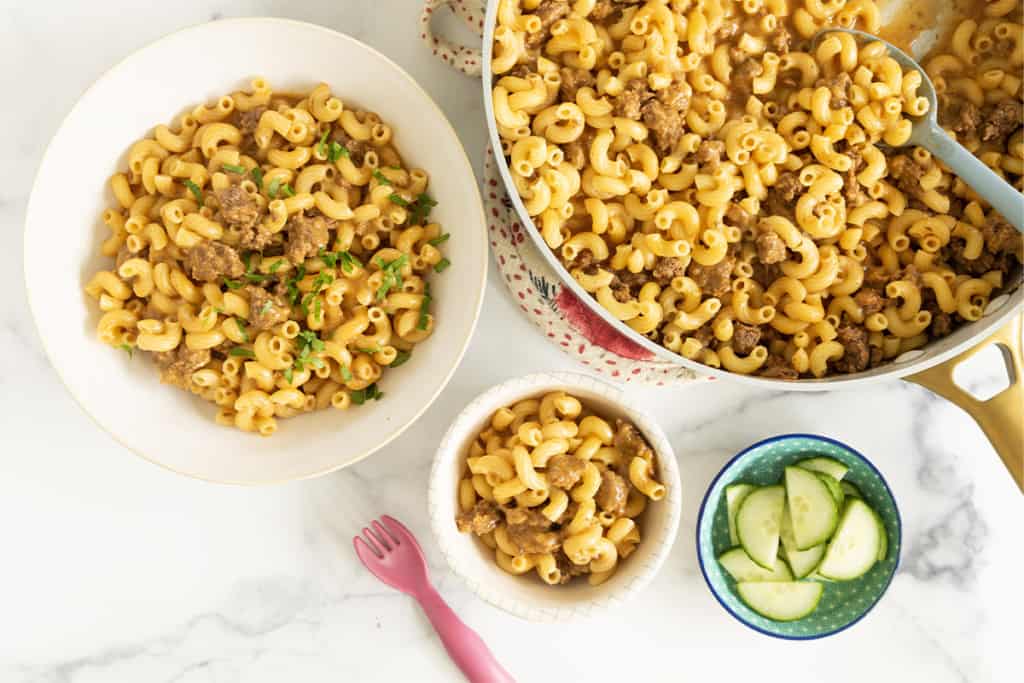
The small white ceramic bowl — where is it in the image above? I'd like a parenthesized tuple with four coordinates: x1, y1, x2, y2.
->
(428, 371, 682, 622)
(23, 18, 487, 484)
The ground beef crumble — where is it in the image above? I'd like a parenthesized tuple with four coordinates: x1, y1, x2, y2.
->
(833, 325, 871, 374)
(183, 241, 245, 282)
(152, 346, 211, 389)
(732, 323, 762, 356)
(687, 257, 735, 298)
(456, 500, 502, 536)
(595, 469, 629, 516)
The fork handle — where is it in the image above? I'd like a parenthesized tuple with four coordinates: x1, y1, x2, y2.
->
(416, 587, 516, 683)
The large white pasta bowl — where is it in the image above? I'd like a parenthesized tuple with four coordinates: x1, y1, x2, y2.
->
(23, 18, 488, 484)
(428, 372, 682, 621)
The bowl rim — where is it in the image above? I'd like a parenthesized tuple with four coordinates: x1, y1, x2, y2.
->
(694, 432, 902, 640)
(427, 370, 683, 621)
(22, 16, 488, 485)
(478, 0, 1024, 390)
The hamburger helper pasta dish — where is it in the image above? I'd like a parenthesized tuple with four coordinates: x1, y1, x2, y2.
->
(85, 80, 450, 436)
(456, 392, 666, 586)
(491, 0, 1024, 378)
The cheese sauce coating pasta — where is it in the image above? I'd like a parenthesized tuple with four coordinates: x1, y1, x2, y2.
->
(492, 0, 1023, 378)
(86, 80, 450, 435)
(455, 392, 666, 586)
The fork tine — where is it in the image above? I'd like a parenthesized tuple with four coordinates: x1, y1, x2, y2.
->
(380, 515, 411, 545)
(374, 519, 401, 547)
(361, 527, 386, 556)
(353, 535, 382, 561)
(363, 526, 391, 553)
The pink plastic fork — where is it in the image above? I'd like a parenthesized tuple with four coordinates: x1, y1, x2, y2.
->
(353, 516, 515, 683)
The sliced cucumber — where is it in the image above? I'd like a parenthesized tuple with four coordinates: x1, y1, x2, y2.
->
(797, 456, 848, 481)
(725, 483, 755, 546)
(840, 481, 862, 499)
(785, 467, 839, 550)
(736, 485, 786, 569)
(816, 473, 844, 506)
(780, 506, 826, 578)
(718, 547, 794, 582)
(817, 499, 882, 580)
(806, 572, 834, 582)
(736, 581, 824, 622)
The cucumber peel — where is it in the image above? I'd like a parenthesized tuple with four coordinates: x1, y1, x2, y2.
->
(817, 499, 882, 581)
(725, 484, 755, 546)
(736, 485, 786, 569)
(785, 467, 839, 550)
(797, 456, 848, 481)
(718, 547, 794, 582)
(780, 506, 826, 578)
(736, 581, 824, 621)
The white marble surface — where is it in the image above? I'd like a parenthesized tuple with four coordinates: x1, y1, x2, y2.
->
(1, 1, 1021, 681)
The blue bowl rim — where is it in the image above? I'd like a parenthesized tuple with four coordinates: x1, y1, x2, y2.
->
(695, 432, 903, 641)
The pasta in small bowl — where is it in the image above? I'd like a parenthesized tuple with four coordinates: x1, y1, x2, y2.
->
(428, 371, 682, 621)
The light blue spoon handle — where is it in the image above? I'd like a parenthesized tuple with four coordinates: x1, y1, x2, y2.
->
(916, 120, 1024, 232)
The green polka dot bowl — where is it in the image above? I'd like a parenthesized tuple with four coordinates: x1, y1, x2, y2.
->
(696, 434, 901, 640)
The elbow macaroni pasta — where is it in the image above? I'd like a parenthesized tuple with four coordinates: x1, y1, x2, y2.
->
(492, 0, 1023, 379)
(85, 80, 450, 435)
(455, 392, 666, 586)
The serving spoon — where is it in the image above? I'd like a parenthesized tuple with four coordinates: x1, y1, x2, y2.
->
(816, 28, 1024, 232)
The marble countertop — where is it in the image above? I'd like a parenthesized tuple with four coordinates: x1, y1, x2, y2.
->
(1, 1, 1020, 681)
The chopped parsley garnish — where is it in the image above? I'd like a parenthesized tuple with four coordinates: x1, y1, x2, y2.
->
(340, 251, 363, 273)
(184, 179, 204, 206)
(428, 233, 450, 246)
(296, 330, 325, 353)
(250, 166, 264, 189)
(285, 264, 307, 306)
(418, 282, 432, 331)
(241, 251, 254, 273)
(316, 129, 330, 157)
(390, 350, 412, 367)
(244, 272, 269, 283)
(388, 193, 410, 208)
(434, 257, 451, 273)
(318, 248, 339, 267)
(301, 271, 334, 316)
(281, 183, 295, 198)
(268, 259, 286, 273)
(259, 300, 273, 316)
(267, 177, 281, 199)
(351, 383, 383, 405)
(233, 318, 249, 342)
(372, 169, 392, 186)
(327, 141, 348, 163)
(318, 248, 363, 273)
(340, 364, 353, 382)
(357, 345, 382, 355)
(375, 254, 408, 301)
(224, 279, 244, 290)
(221, 163, 247, 174)
(283, 367, 294, 383)
(119, 344, 134, 358)
(409, 193, 438, 225)
(313, 297, 322, 320)
(291, 330, 326, 374)
(229, 347, 255, 358)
